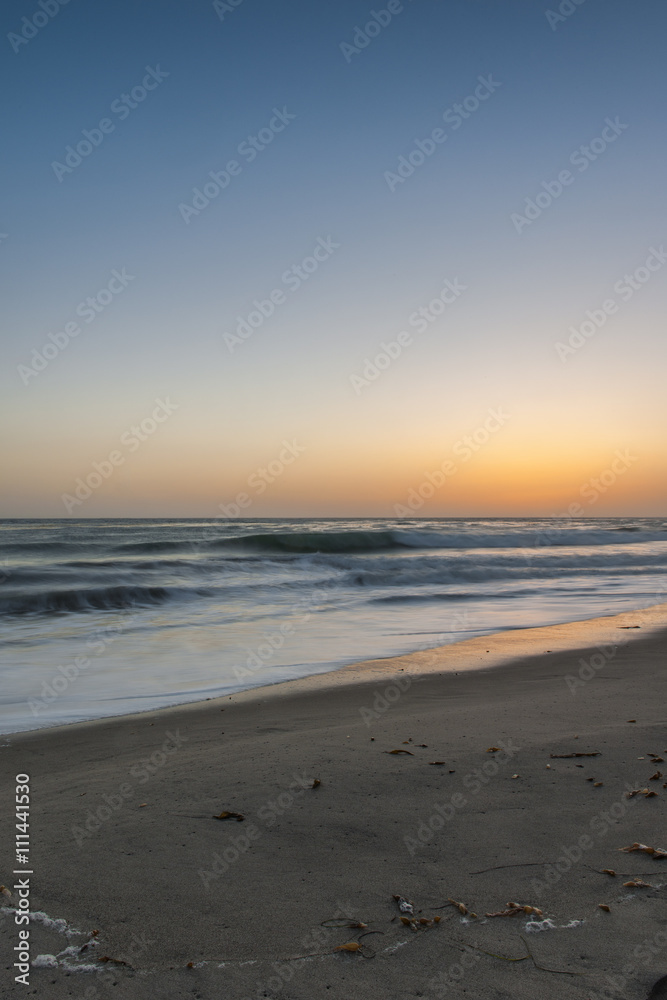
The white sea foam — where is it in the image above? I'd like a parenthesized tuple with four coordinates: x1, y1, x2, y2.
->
(32, 954, 58, 968)
(525, 918, 557, 932)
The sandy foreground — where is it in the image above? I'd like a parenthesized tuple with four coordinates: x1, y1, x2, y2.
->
(2, 604, 667, 1000)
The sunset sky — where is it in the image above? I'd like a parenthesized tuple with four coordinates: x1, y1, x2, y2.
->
(2, 0, 666, 517)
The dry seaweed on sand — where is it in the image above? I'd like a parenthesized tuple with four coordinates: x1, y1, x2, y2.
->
(619, 842, 667, 857)
(448, 897, 468, 915)
(486, 902, 543, 918)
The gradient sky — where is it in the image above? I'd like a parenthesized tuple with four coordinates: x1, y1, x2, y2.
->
(2, 0, 666, 517)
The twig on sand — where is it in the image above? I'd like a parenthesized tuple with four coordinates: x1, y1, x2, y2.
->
(584, 864, 660, 877)
(520, 936, 584, 977)
(195, 951, 329, 965)
(469, 862, 558, 874)
(448, 936, 583, 977)
(450, 939, 528, 963)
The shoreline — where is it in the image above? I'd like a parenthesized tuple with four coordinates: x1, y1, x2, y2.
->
(1, 603, 666, 998)
(6, 599, 667, 740)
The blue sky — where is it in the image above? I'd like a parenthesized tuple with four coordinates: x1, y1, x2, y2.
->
(2, 0, 666, 516)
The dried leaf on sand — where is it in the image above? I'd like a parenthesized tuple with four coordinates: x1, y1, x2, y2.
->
(321, 919, 367, 929)
(213, 811, 245, 822)
(619, 843, 667, 858)
(486, 902, 543, 918)
(448, 897, 468, 915)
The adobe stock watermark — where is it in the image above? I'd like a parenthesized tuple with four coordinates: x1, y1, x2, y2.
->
(8, 0, 72, 54)
(428, 946, 484, 998)
(232, 589, 328, 684)
(555, 246, 667, 361)
(565, 643, 620, 696)
(71, 729, 188, 847)
(186, 441, 309, 559)
(511, 117, 628, 233)
(199, 771, 324, 891)
(349, 277, 467, 393)
(213, 0, 247, 21)
(393, 407, 510, 516)
(224, 236, 340, 352)
(605, 931, 667, 997)
(22, 923, 155, 982)
(339, 0, 415, 63)
(565, 587, 666, 695)
(198, 821, 262, 892)
(17, 268, 135, 385)
(27, 615, 139, 716)
(51, 67, 169, 182)
(579, 449, 638, 506)
(359, 674, 412, 726)
(545, 0, 587, 31)
(178, 107, 296, 224)
(235, 903, 357, 999)
(0, 561, 11, 586)
(384, 75, 501, 192)
(61, 397, 179, 513)
(216, 438, 306, 517)
(404, 740, 520, 856)
(77, 931, 155, 993)
(519, 451, 643, 571)
(529, 786, 639, 896)
(525, 448, 638, 550)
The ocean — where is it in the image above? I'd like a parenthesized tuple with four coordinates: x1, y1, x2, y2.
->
(1, 517, 665, 733)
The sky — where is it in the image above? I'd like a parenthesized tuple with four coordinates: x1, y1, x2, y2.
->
(1, 0, 666, 518)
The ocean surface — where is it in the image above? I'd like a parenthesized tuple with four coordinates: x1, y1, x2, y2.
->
(1, 517, 666, 733)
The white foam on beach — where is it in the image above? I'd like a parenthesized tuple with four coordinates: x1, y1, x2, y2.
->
(525, 917, 585, 932)
(32, 954, 58, 968)
(525, 918, 557, 932)
(57, 942, 98, 959)
(2, 907, 106, 973)
(29, 909, 84, 938)
(1, 906, 82, 938)
(382, 939, 409, 953)
(59, 960, 100, 973)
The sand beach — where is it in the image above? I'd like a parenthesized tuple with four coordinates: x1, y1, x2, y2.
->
(2, 603, 667, 999)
